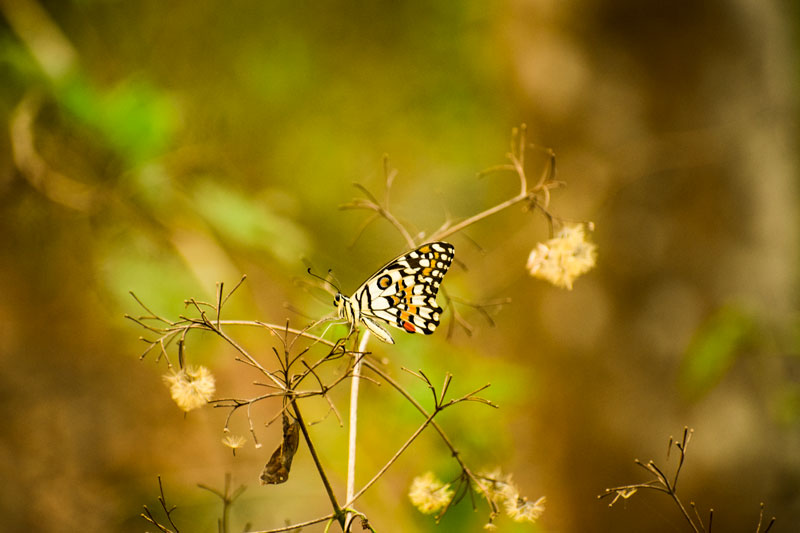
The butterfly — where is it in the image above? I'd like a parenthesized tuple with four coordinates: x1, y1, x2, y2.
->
(333, 242, 455, 344)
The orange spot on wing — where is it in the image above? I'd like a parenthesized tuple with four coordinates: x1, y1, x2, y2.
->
(419, 245, 430, 253)
(403, 321, 416, 333)
(407, 305, 418, 314)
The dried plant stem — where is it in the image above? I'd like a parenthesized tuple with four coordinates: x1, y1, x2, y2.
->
(178, 300, 286, 390)
(595, 428, 777, 533)
(344, 378, 490, 509)
(141, 476, 180, 533)
(247, 513, 335, 533)
(431, 191, 530, 242)
(756, 502, 776, 533)
(345, 410, 438, 508)
(211, 326, 284, 389)
(345, 331, 371, 531)
(290, 401, 344, 527)
(343, 124, 559, 252)
(362, 360, 499, 515)
(197, 473, 245, 533)
(228, 319, 339, 350)
(370, 198, 416, 249)
(430, 133, 557, 242)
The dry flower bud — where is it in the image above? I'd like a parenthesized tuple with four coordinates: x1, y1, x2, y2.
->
(408, 472, 454, 514)
(527, 223, 597, 289)
(222, 434, 247, 451)
(162, 365, 215, 412)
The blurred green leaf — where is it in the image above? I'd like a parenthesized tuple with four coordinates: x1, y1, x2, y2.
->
(679, 305, 756, 400)
(192, 180, 311, 266)
(98, 229, 204, 319)
(56, 74, 177, 165)
(0, 35, 42, 88)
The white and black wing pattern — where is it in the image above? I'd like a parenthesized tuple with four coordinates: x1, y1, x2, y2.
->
(350, 242, 455, 342)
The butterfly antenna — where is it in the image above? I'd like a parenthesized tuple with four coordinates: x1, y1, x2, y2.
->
(327, 269, 343, 293)
(307, 267, 341, 294)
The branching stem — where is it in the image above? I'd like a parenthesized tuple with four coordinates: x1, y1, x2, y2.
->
(363, 360, 499, 516)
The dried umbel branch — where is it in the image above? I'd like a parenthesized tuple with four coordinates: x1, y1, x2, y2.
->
(599, 428, 776, 533)
(131, 125, 577, 531)
(346, 369, 496, 509)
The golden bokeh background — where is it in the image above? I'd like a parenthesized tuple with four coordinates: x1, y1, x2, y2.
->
(1, 1, 798, 531)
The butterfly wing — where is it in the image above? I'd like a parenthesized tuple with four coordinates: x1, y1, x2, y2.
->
(360, 315, 396, 344)
(351, 242, 454, 336)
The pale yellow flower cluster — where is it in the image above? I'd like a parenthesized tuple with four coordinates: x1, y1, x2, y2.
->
(408, 472, 454, 514)
(506, 495, 546, 523)
(526, 223, 597, 289)
(476, 468, 545, 528)
(162, 365, 216, 412)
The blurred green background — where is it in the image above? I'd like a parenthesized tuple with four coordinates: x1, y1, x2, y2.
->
(1, 0, 798, 531)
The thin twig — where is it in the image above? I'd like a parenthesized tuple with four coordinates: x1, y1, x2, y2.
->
(245, 513, 335, 533)
(290, 401, 344, 527)
(141, 476, 180, 533)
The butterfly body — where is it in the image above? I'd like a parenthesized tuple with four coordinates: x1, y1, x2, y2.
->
(334, 242, 455, 344)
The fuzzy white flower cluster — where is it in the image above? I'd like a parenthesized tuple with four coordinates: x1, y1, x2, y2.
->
(408, 472, 454, 514)
(162, 365, 215, 412)
(477, 468, 545, 528)
(527, 223, 597, 289)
